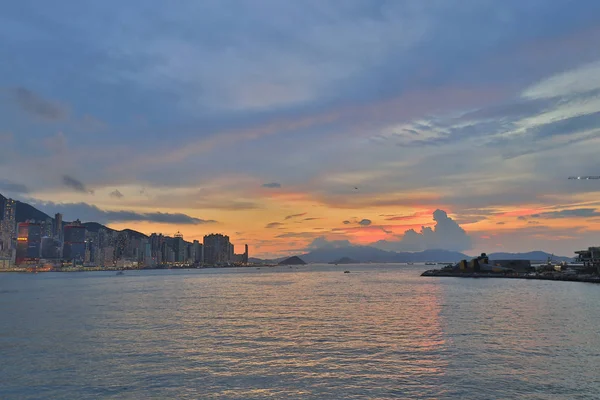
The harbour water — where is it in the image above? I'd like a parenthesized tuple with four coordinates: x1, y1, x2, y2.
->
(1, 264, 600, 399)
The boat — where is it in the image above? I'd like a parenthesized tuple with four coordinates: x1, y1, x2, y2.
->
(425, 262, 436, 266)
(344, 270, 350, 274)
(116, 271, 125, 275)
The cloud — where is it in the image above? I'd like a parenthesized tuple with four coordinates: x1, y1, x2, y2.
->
(262, 182, 282, 188)
(358, 219, 372, 226)
(307, 236, 352, 250)
(266, 222, 283, 229)
(517, 216, 527, 220)
(303, 217, 321, 221)
(10, 87, 68, 121)
(284, 212, 307, 220)
(109, 189, 124, 199)
(0, 180, 29, 194)
(343, 220, 351, 224)
(534, 208, 600, 219)
(30, 201, 216, 225)
(496, 222, 506, 225)
(62, 175, 94, 194)
(276, 232, 319, 239)
(44, 132, 68, 155)
(371, 209, 472, 252)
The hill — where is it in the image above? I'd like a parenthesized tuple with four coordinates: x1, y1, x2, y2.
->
(278, 256, 306, 265)
(299, 246, 468, 263)
(487, 251, 573, 262)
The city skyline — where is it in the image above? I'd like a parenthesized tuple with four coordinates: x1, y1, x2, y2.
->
(2, 1, 600, 258)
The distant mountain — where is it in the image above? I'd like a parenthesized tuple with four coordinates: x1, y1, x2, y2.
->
(278, 256, 306, 265)
(82, 222, 148, 239)
(16, 200, 52, 223)
(297, 245, 469, 263)
(487, 251, 573, 263)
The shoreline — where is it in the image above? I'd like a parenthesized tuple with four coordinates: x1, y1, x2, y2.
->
(0, 264, 272, 273)
(421, 270, 600, 284)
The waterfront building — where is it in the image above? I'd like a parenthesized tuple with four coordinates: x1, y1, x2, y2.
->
(192, 240, 203, 263)
(203, 233, 232, 264)
(173, 232, 186, 263)
(1, 198, 17, 255)
(575, 247, 600, 273)
(16, 222, 42, 264)
(63, 220, 86, 262)
(54, 213, 63, 241)
(42, 218, 53, 238)
(41, 236, 61, 259)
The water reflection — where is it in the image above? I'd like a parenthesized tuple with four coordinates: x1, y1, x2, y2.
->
(1, 266, 600, 399)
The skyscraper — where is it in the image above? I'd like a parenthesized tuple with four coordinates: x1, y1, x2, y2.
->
(63, 220, 86, 262)
(54, 213, 63, 241)
(1, 199, 16, 256)
(173, 232, 185, 263)
(15, 222, 42, 264)
(203, 234, 232, 264)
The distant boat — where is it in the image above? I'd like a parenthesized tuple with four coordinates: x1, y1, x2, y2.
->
(344, 271, 350, 274)
(425, 262, 436, 266)
(116, 271, 124, 275)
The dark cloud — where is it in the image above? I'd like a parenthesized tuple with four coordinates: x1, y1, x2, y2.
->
(109, 189, 124, 199)
(496, 222, 506, 225)
(343, 220, 351, 224)
(266, 222, 283, 228)
(517, 216, 527, 220)
(307, 236, 352, 250)
(371, 209, 472, 252)
(262, 182, 282, 188)
(62, 175, 94, 194)
(535, 208, 600, 218)
(285, 212, 307, 220)
(30, 201, 216, 225)
(11, 87, 68, 121)
(0, 180, 29, 194)
(358, 219, 372, 226)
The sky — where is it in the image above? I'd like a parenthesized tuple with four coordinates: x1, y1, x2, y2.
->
(2, 0, 600, 258)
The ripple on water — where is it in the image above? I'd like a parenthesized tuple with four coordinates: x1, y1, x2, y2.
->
(1, 266, 600, 399)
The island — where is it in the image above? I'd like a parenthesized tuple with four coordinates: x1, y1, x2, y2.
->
(278, 256, 306, 265)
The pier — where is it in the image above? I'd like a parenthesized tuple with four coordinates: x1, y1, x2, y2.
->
(421, 269, 600, 284)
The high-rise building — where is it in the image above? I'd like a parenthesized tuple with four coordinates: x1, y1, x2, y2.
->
(63, 220, 86, 262)
(1, 199, 17, 253)
(173, 232, 186, 263)
(54, 213, 63, 241)
(42, 218, 53, 238)
(192, 240, 203, 263)
(244, 244, 249, 264)
(203, 234, 232, 264)
(41, 236, 61, 259)
(16, 222, 42, 264)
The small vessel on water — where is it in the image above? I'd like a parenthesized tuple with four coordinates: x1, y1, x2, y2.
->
(425, 262, 436, 266)
(116, 271, 125, 275)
